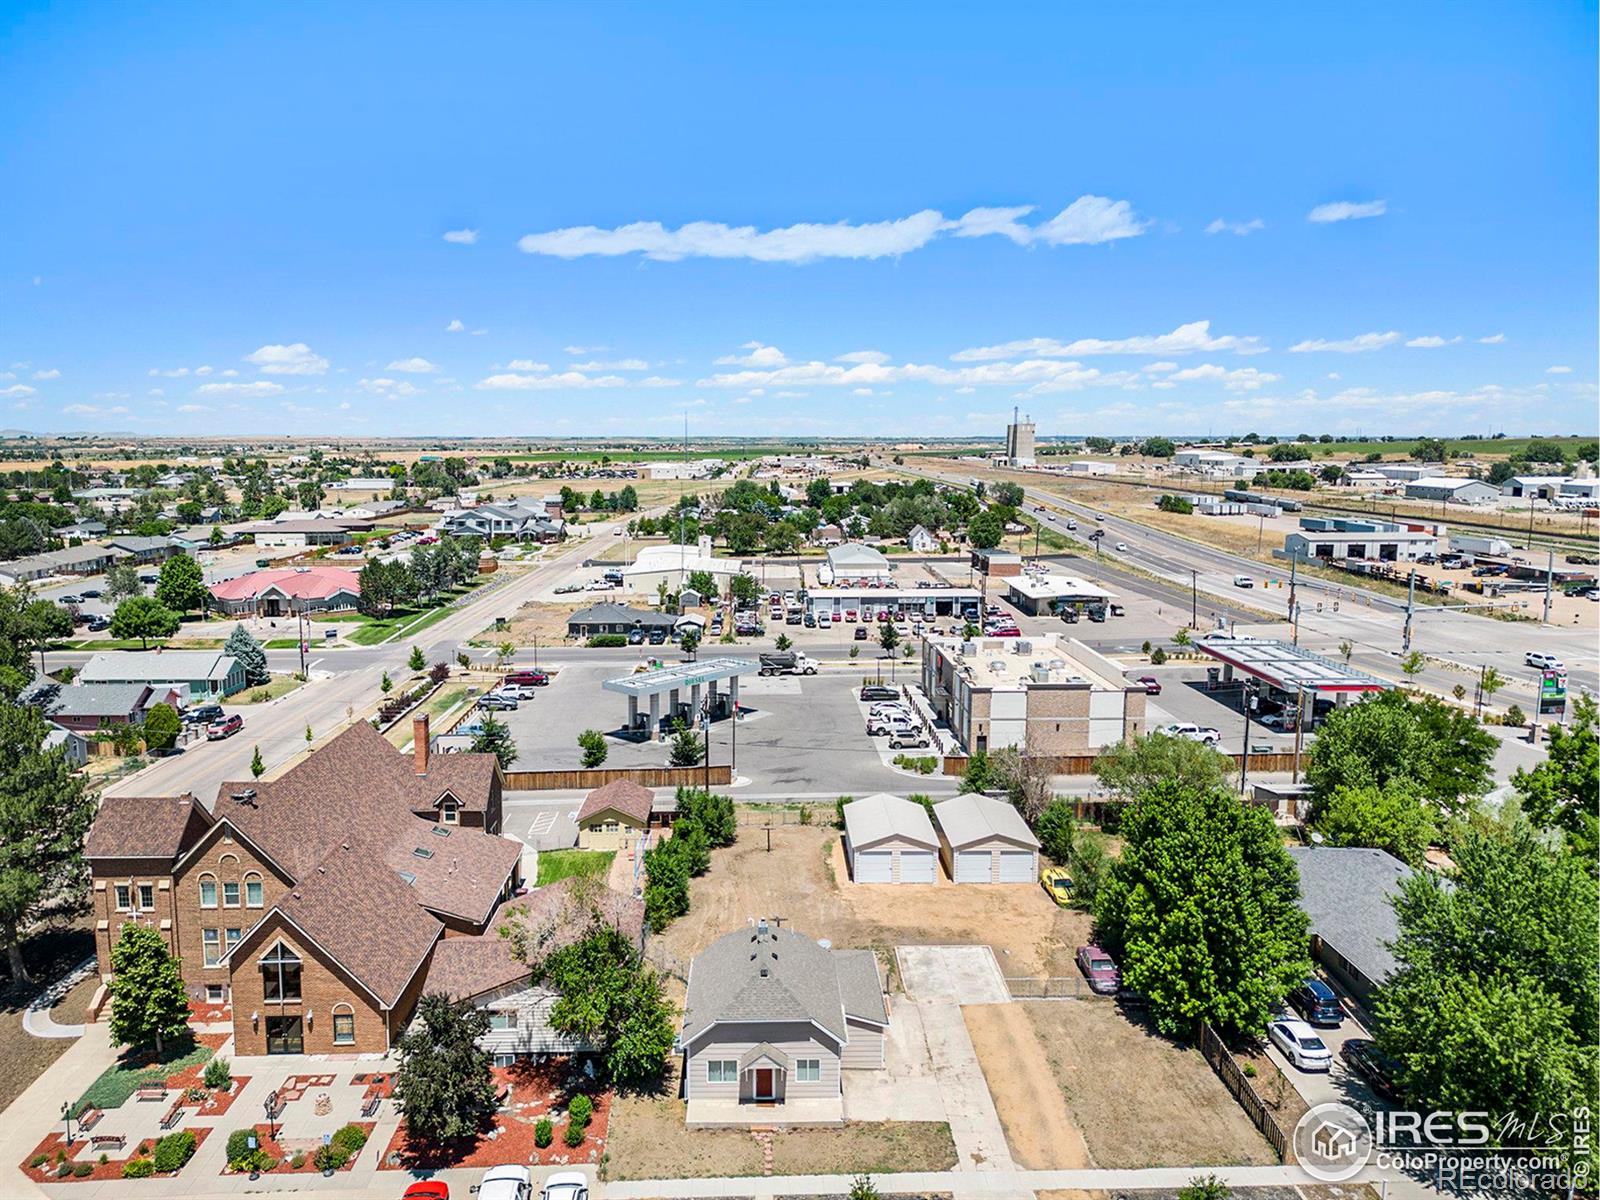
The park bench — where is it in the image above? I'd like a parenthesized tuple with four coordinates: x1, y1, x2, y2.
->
(76, 1107, 103, 1132)
(90, 1134, 126, 1153)
(134, 1084, 168, 1103)
(159, 1096, 185, 1129)
(265, 1094, 286, 1121)
(360, 1094, 381, 1119)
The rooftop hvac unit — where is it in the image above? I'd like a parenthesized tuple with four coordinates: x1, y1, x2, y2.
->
(961, 641, 977, 655)
(1013, 640, 1032, 654)
(1048, 658, 1067, 670)
(987, 660, 1008, 673)
(1032, 664, 1053, 683)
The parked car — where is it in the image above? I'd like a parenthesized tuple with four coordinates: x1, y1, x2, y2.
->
(887, 730, 929, 749)
(87, 615, 111, 632)
(861, 685, 899, 701)
(206, 714, 244, 741)
(184, 704, 225, 726)
(854, 625, 868, 640)
(1259, 711, 1300, 732)
(477, 693, 519, 711)
(1040, 866, 1073, 907)
(1269, 1018, 1333, 1072)
(403, 1183, 451, 1200)
(804, 612, 817, 627)
(80, 588, 101, 598)
(471, 1165, 533, 1200)
(1525, 652, 1565, 671)
(647, 628, 668, 644)
(504, 671, 549, 687)
(1340, 1037, 1403, 1102)
(1158, 722, 1221, 746)
(59, 594, 82, 604)
(539, 1173, 589, 1200)
(1288, 978, 1345, 1027)
(867, 714, 918, 737)
(626, 629, 645, 644)
(497, 684, 540, 700)
(1133, 675, 1161, 695)
(1076, 944, 1120, 994)
(1233, 575, 1255, 588)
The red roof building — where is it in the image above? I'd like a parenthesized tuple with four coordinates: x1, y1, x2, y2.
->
(208, 566, 361, 617)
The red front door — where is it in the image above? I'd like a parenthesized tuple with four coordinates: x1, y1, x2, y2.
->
(754, 1068, 775, 1100)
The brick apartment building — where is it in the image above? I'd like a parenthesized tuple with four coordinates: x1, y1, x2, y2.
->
(86, 717, 519, 1056)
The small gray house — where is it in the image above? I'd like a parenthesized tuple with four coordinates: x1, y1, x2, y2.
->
(680, 923, 887, 1126)
(1287, 845, 1413, 1005)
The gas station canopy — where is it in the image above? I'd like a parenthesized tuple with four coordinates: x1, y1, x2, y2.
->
(1196, 637, 1391, 694)
(602, 657, 761, 698)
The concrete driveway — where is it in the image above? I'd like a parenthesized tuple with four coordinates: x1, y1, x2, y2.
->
(1265, 998, 1390, 1112)
(842, 997, 945, 1122)
(895, 944, 1010, 1005)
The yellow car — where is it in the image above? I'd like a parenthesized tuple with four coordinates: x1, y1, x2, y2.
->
(1040, 866, 1073, 907)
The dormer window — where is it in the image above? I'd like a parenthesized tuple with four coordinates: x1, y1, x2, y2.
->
(440, 798, 459, 825)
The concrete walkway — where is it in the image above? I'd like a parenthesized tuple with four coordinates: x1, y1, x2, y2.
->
(22, 1005, 84, 1039)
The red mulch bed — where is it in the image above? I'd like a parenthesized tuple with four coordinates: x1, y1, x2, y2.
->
(161, 1062, 250, 1118)
(380, 1059, 610, 1171)
(352, 1071, 395, 1100)
(21, 1127, 212, 1183)
(220, 1121, 376, 1175)
(274, 1072, 338, 1103)
(186, 998, 231, 1023)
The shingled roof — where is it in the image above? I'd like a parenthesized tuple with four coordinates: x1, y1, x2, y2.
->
(86, 794, 210, 860)
(577, 779, 655, 826)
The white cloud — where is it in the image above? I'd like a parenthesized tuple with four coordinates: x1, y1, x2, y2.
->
(1547, 365, 1573, 374)
(245, 343, 329, 375)
(1160, 363, 1281, 391)
(1205, 218, 1265, 236)
(568, 359, 649, 371)
(1478, 333, 1506, 344)
(564, 345, 607, 355)
(477, 371, 682, 391)
(147, 387, 165, 397)
(1288, 331, 1402, 353)
(194, 365, 212, 376)
(1405, 335, 1461, 348)
(221, 368, 238, 377)
(176, 403, 211, 413)
(149, 366, 190, 377)
(0, 384, 36, 398)
(446, 319, 466, 333)
(61, 403, 98, 414)
(835, 350, 890, 365)
(1308, 199, 1388, 223)
(516, 196, 1147, 262)
(386, 357, 438, 373)
(195, 380, 285, 397)
(699, 356, 1129, 395)
(31, 368, 60, 380)
(443, 228, 479, 245)
(359, 377, 424, 397)
(952, 320, 1264, 362)
(506, 359, 551, 372)
(715, 342, 789, 367)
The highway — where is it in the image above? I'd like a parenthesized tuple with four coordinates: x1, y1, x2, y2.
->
(898, 462, 1600, 702)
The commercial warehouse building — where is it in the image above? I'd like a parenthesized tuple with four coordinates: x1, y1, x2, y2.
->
(1003, 572, 1115, 616)
(1282, 517, 1439, 564)
(806, 585, 981, 622)
(920, 632, 1146, 756)
(1403, 477, 1499, 505)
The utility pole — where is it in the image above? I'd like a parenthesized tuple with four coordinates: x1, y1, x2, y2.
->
(1291, 686, 1307, 783)
(1287, 556, 1299, 645)
(1402, 569, 1416, 652)
(1543, 548, 1554, 624)
(1238, 699, 1251, 793)
(1191, 569, 1198, 628)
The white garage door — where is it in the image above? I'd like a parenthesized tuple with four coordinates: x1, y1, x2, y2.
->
(898, 850, 936, 883)
(854, 850, 893, 883)
(998, 850, 1034, 883)
(954, 849, 992, 883)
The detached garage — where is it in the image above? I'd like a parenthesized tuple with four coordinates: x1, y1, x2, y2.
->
(934, 794, 1040, 884)
(842, 794, 940, 884)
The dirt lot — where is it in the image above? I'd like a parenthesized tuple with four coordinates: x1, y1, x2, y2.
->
(648, 822, 1090, 984)
(966, 1000, 1275, 1170)
(605, 1062, 956, 1180)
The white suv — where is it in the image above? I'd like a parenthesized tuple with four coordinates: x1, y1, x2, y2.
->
(1525, 652, 1565, 671)
(1269, 1019, 1332, 1072)
(473, 1165, 533, 1200)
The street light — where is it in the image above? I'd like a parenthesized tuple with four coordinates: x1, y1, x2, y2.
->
(61, 1101, 74, 1148)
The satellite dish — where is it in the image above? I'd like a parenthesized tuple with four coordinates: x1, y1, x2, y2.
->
(1309, 831, 1326, 846)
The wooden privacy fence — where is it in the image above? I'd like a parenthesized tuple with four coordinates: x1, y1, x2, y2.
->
(1198, 1022, 1294, 1163)
(502, 765, 732, 791)
(941, 751, 1303, 777)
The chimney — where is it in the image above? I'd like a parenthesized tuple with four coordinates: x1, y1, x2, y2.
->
(413, 715, 430, 775)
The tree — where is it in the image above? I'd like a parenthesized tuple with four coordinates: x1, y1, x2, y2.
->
(1095, 781, 1309, 1037)
(728, 573, 760, 608)
(1375, 817, 1597, 1165)
(20, 599, 72, 672)
(393, 993, 499, 1144)
(1306, 691, 1495, 821)
(966, 510, 1003, 549)
(107, 923, 190, 1055)
(142, 703, 182, 753)
(154, 554, 207, 616)
(249, 745, 264, 778)
(1512, 693, 1598, 868)
(1138, 437, 1176, 458)
(470, 714, 518, 770)
(1399, 650, 1426, 683)
(1477, 665, 1505, 716)
(676, 787, 737, 847)
(991, 481, 1025, 507)
(1311, 783, 1436, 867)
(109, 596, 180, 649)
(224, 626, 269, 686)
(1412, 437, 1448, 462)
(357, 559, 415, 616)
(679, 628, 701, 660)
(668, 721, 704, 767)
(578, 729, 608, 768)
(0, 701, 95, 982)
(103, 562, 143, 607)
(958, 748, 994, 793)
(878, 622, 900, 654)
(686, 569, 717, 601)
(408, 645, 426, 672)
(1036, 799, 1076, 864)
(1094, 732, 1232, 803)
(643, 837, 691, 930)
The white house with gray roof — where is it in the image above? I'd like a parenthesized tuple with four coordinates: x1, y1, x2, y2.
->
(680, 923, 888, 1125)
(933, 793, 1040, 883)
(842, 794, 939, 883)
(80, 650, 246, 702)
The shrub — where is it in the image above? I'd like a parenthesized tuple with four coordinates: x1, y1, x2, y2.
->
(225, 1130, 255, 1168)
(313, 1143, 350, 1172)
(122, 1158, 155, 1179)
(850, 1174, 880, 1200)
(55, 1160, 73, 1177)
(153, 1129, 197, 1172)
(798, 804, 812, 825)
(430, 661, 451, 684)
(330, 1124, 368, 1154)
(534, 1118, 553, 1148)
(28, 1154, 46, 1169)
(1504, 703, 1526, 726)
(1149, 646, 1168, 666)
(290, 1152, 305, 1169)
(568, 1094, 593, 1126)
(73, 1161, 94, 1177)
(1241, 1061, 1257, 1078)
(586, 634, 627, 648)
(98, 1153, 108, 1165)
(564, 1120, 587, 1147)
(835, 796, 851, 829)
(892, 754, 937, 774)
(258, 1156, 278, 1173)
(203, 1055, 232, 1089)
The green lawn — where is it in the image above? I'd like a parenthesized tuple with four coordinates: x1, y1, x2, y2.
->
(339, 581, 486, 646)
(535, 849, 615, 887)
(232, 675, 305, 704)
(72, 1038, 213, 1116)
(60, 637, 226, 651)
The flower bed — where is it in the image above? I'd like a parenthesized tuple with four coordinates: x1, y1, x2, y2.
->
(21, 1127, 212, 1183)
(380, 1059, 610, 1171)
(220, 1121, 375, 1175)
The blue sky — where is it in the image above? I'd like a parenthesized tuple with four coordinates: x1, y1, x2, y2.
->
(2, 1, 1595, 439)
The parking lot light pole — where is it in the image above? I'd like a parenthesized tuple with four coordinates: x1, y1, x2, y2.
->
(1190, 569, 1198, 628)
(61, 1101, 73, 1147)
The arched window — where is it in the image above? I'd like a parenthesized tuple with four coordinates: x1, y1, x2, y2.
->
(259, 942, 302, 1002)
(243, 872, 264, 908)
(198, 873, 218, 908)
(331, 1003, 355, 1045)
